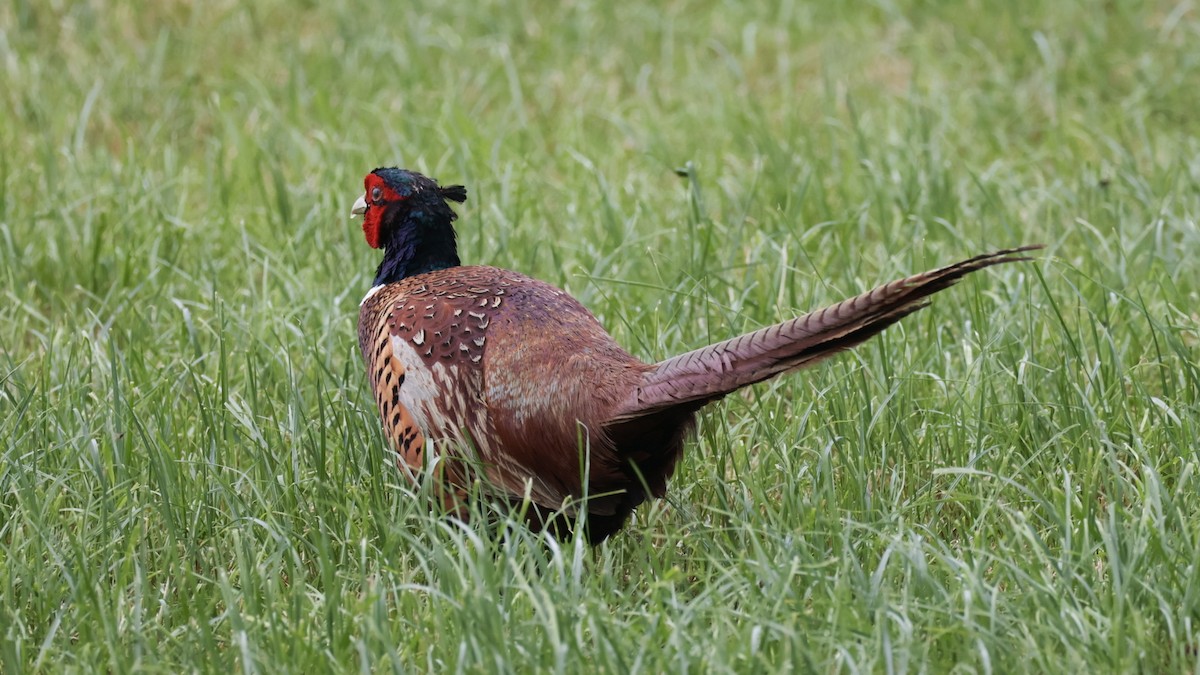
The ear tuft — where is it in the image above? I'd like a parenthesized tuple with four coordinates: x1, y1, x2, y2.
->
(439, 185, 468, 203)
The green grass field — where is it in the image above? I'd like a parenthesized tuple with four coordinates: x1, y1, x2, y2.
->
(3, 0, 1199, 671)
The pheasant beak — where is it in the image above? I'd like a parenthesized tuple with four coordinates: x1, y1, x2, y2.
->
(350, 194, 368, 218)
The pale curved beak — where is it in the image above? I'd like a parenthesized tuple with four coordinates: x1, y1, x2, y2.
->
(350, 194, 368, 218)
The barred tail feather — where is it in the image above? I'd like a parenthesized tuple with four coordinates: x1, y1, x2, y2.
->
(610, 245, 1041, 423)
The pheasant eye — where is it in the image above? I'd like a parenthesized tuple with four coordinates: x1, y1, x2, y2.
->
(371, 186, 383, 202)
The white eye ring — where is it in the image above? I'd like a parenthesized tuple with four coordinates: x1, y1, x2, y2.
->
(371, 186, 383, 202)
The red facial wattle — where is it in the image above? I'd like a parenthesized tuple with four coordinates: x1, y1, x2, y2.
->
(362, 202, 385, 249)
(359, 173, 405, 249)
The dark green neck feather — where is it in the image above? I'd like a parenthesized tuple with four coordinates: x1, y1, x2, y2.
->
(372, 206, 461, 286)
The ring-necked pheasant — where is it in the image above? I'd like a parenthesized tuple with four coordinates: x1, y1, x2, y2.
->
(352, 167, 1039, 543)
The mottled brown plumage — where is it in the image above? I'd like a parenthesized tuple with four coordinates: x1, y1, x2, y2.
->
(352, 167, 1040, 543)
(358, 267, 655, 537)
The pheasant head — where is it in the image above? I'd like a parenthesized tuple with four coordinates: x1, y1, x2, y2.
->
(351, 168, 468, 285)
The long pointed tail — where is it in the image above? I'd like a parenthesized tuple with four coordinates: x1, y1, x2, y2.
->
(611, 245, 1041, 422)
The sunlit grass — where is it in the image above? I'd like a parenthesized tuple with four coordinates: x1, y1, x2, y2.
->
(2, 0, 1199, 671)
